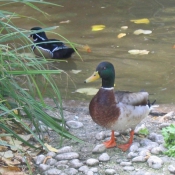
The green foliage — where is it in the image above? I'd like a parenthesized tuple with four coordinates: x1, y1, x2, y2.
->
(138, 128, 149, 136)
(162, 124, 175, 157)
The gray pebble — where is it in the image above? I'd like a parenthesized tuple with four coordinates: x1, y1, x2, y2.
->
(150, 147, 162, 155)
(57, 164, 69, 170)
(127, 152, 138, 159)
(148, 132, 164, 144)
(168, 164, 175, 174)
(69, 159, 83, 168)
(46, 158, 57, 166)
(66, 120, 83, 129)
(79, 165, 89, 173)
(105, 168, 116, 175)
(92, 144, 106, 153)
(87, 170, 94, 175)
(95, 131, 105, 140)
(139, 150, 150, 157)
(56, 160, 69, 165)
(99, 153, 110, 162)
(123, 166, 135, 171)
(129, 142, 140, 152)
(47, 168, 62, 175)
(86, 158, 99, 166)
(120, 161, 132, 166)
(90, 167, 98, 172)
(59, 146, 73, 153)
(47, 152, 56, 158)
(39, 164, 50, 172)
(116, 158, 128, 164)
(56, 152, 79, 160)
(147, 156, 163, 169)
(159, 123, 170, 129)
(65, 168, 78, 175)
(35, 154, 45, 164)
(140, 138, 153, 147)
(132, 156, 146, 162)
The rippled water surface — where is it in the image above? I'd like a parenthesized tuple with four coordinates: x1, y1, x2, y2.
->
(3, 0, 175, 104)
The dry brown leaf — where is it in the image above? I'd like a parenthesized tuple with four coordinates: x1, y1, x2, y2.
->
(2, 157, 20, 166)
(0, 145, 8, 151)
(117, 33, 126, 38)
(77, 45, 91, 53)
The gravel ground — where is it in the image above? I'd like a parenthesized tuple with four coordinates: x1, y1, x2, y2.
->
(34, 99, 175, 175)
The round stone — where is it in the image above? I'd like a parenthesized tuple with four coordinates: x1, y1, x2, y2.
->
(147, 156, 163, 169)
(56, 152, 79, 160)
(35, 155, 45, 165)
(66, 120, 83, 129)
(105, 168, 116, 175)
(92, 144, 106, 153)
(86, 158, 99, 166)
(123, 166, 135, 171)
(98, 153, 110, 162)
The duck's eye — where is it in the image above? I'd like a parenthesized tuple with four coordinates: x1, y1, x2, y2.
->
(103, 67, 106, 70)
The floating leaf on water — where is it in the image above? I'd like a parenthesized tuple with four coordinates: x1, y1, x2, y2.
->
(128, 49, 149, 55)
(77, 44, 91, 52)
(134, 29, 152, 35)
(91, 25, 105, 31)
(44, 143, 59, 153)
(173, 45, 175, 49)
(130, 18, 150, 24)
(128, 50, 140, 55)
(121, 26, 128, 30)
(71, 70, 82, 74)
(117, 33, 126, 38)
(60, 20, 70, 24)
(75, 88, 98, 95)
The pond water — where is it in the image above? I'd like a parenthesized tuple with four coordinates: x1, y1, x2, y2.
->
(3, 0, 175, 104)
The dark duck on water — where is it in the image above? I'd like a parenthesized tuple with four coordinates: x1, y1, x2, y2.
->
(85, 61, 152, 151)
(29, 27, 75, 59)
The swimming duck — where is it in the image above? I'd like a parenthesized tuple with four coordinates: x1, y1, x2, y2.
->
(84, 61, 150, 151)
(29, 27, 75, 59)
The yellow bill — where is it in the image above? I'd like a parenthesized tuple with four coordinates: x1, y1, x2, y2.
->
(85, 71, 100, 83)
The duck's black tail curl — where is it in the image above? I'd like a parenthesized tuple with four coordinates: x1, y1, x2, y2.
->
(148, 99, 156, 108)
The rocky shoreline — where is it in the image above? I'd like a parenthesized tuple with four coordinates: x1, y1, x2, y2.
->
(34, 99, 175, 175)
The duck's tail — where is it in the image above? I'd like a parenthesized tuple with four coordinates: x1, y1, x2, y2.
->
(148, 100, 159, 112)
(53, 48, 75, 59)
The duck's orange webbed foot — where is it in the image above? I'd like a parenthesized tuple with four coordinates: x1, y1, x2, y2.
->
(103, 130, 116, 148)
(117, 130, 134, 152)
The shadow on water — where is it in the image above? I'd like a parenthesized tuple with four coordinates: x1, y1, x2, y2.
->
(3, 0, 175, 104)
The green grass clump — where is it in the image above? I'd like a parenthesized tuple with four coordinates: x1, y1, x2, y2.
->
(162, 124, 175, 157)
(0, 0, 81, 150)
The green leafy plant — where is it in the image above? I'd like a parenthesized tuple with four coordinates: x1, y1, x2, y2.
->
(138, 128, 149, 136)
(162, 124, 175, 157)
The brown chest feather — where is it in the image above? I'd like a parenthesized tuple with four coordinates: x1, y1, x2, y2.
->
(89, 89, 120, 128)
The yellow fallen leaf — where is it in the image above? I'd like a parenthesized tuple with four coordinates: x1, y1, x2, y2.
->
(44, 143, 58, 153)
(75, 88, 98, 95)
(130, 18, 150, 24)
(91, 25, 105, 31)
(117, 33, 126, 38)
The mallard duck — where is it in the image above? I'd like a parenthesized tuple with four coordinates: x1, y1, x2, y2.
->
(29, 27, 75, 59)
(84, 61, 151, 151)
